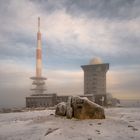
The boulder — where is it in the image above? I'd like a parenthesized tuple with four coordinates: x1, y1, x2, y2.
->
(72, 97, 105, 119)
(55, 102, 66, 116)
(55, 96, 105, 119)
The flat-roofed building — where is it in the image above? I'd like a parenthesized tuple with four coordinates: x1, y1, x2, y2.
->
(81, 58, 109, 106)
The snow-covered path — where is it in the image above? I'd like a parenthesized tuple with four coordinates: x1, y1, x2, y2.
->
(0, 108, 139, 140)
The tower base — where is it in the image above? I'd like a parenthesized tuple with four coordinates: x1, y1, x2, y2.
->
(30, 76, 47, 94)
(94, 94, 107, 106)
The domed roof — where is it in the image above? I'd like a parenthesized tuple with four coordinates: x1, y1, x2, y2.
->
(89, 57, 103, 65)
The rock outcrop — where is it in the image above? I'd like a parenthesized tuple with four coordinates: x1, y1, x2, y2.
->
(55, 96, 105, 119)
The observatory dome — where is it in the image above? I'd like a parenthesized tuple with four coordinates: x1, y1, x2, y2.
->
(89, 57, 103, 65)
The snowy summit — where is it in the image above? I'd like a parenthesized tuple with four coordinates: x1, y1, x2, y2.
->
(0, 108, 139, 140)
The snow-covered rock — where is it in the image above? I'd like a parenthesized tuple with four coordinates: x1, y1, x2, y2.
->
(55, 96, 105, 119)
(72, 96, 105, 119)
(55, 102, 66, 116)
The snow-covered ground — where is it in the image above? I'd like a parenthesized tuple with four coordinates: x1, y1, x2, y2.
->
(0, 108, 139, 140)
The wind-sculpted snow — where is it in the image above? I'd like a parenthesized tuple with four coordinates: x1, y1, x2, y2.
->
(0, 108, 139, 140)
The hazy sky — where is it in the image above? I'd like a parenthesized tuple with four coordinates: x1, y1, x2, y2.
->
(0, 0, 140, 108)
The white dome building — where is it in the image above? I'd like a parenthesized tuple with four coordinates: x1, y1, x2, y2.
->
(89, 57, 103, 65)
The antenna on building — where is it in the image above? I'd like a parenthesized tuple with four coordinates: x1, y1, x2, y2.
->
(38, 17, 40, 32)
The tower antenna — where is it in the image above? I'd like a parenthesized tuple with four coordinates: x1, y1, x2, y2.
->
(38, 17, 40, 32)
(30, 17, 47, 94)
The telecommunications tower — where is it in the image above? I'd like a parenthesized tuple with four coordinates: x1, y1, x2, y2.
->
(30, 17, 47, 94)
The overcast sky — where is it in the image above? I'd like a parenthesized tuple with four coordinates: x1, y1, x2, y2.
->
(0, 0, 140, 108)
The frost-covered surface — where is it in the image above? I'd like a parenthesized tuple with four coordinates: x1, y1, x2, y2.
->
(0, 108, 140, 140)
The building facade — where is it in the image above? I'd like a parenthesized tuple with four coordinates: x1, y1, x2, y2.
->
(26, 93, 94, 108)
(26, 94, 57, 108)
(81, 63, 109, 106)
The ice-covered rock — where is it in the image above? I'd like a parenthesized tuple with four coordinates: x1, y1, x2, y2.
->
(72, 96, 105, 119)
(55, 102, 66, 116)
(55, 96, 105, 119)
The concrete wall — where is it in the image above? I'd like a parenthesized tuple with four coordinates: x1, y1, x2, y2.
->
(26, 94, 57, 108)
(57, 96, 69, 104)
(26, 94, 69, 108)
